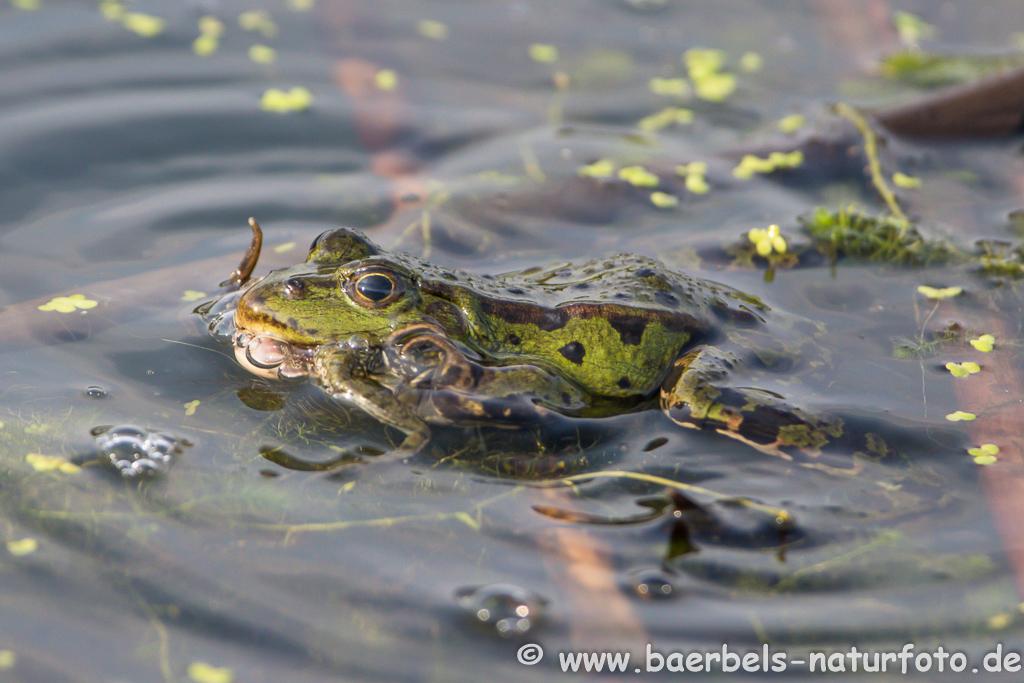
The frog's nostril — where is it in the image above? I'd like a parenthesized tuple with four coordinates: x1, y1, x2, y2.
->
(285, 278, 307, 296)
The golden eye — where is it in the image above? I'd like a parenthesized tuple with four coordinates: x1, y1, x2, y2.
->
(354, 272, 396, 303)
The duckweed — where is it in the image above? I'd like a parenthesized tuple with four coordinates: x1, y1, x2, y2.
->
(945, 361, 980, 378)
(528, 44, 559, 63)
(748, 225, 787, 256)
(650, 191, 679, 208)
(918, 285, 962, 300)
(892, 172, 922, 189)
(969, 334, 995, 352)
(260, 87, 313, 112)
(618, 165, 659, 187)
(968, 443, 999, 466)
(38, 294, 98, 313)
(418, 20, 448, 41)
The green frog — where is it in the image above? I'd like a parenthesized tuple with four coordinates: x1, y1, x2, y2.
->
(224, 219, 857, 462)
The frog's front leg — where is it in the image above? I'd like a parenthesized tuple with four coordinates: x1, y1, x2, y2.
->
(313, 343, 431, 453)
(659, 346, 844, 460)
(384, 324, 588, 425)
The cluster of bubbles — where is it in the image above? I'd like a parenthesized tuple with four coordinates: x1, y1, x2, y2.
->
(455, 583, 548, 638)
(626, 568, 676, 600)
(92, 425, 187, 479)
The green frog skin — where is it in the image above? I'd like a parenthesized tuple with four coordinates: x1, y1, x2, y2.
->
(229, 222, 857, 460)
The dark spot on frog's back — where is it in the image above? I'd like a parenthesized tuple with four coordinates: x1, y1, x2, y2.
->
(617, 376, 631, 389)
(635, 267, 656, 279)
(559, 341, 586, 365)
(609, 317, 647, 346)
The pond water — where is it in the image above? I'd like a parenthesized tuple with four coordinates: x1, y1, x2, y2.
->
(3, 0, 1024, 681)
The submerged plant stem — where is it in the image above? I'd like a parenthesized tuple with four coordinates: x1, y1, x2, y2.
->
(834, 103, 908, 226)
(550, 470, 792, 525)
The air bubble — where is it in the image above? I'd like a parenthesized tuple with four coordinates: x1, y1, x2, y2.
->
(626, 568, 676, 600)
(455, 583, 548, 638)
(93, 425, 187, 479)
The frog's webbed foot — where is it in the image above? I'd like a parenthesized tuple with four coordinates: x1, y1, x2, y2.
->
(660, 346, 844, 461)
(313, 342, 432, 456)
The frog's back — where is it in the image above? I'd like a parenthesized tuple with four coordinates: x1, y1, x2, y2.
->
(439, 254, 769, 400)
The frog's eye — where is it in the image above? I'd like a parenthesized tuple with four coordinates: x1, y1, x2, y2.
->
(348, 268, 406, 307)
(356, 274, 394, 301)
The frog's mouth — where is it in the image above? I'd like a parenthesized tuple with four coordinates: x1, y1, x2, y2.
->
(233, 330, 314, 381)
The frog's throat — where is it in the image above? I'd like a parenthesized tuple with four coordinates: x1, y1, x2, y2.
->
(233, 329, 314, 381)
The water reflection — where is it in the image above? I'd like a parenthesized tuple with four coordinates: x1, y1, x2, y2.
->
(2, 0, 1024, 681)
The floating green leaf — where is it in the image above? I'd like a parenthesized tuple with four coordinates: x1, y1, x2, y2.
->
(528, 44, 558, 63)
(38, 294, 98, 313)
(578, 159, 615, 179)
(374, 69, 398, 90)
(187, 662, 235, 683)
(648, 77, 689, 97)
(650, 192, 678, 208)
(970, 334, 995, 352)
(618, 165, 659, 187)
(748, 225, 787, 256)
(917, 285, 962, 300)
(6, 538, 37, 556)
(945, 361, 980, 378)
(260, 87, 313, 113)
(121, 12, 165, 37)
(418, 20, 448, 41)
(892, 172, 921, 189)
(778, 114, 805, 133)
(26, 453, 80, 474)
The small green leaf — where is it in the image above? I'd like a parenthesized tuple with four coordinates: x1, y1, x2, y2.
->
(650, 192, 679, 208)
(26, 453, 80, 474)
(945, 361, 980, 378)
(248, 45, 277, 64)
(970, 334, 995, 352)
(778, 114, 805, 133)
(187, 662, 235, 683)
(578, 159, 615, 179)
(648, 77, 690, 97)
(121, 12, 165, 37)
(917, 285, 962, 300)
(618, 165, 659, 188)
(528, 44, 558, 63)
(38, 294, 98, 313)
(260, 87, 313, 113)
(739, 51, 762, 72)
(6, 538, 38, 556)
(892, 172, 922, 189)
(417, 20, 448, 41)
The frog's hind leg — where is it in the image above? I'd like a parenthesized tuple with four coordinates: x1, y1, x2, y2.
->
(660, 346, 845, 461)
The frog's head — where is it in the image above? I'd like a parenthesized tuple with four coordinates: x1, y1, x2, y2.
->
(233, 227, 434, 380)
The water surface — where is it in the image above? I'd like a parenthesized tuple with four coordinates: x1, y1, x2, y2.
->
(2, 1, 1024, 681)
